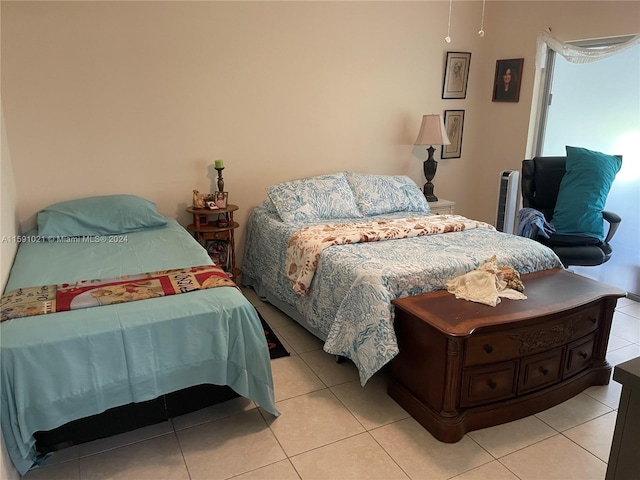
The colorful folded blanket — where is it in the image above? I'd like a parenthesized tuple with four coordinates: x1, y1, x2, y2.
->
(1, 265, 236, 322)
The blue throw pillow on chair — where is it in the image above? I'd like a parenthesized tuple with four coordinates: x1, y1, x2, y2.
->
(551, 146, 621, 242)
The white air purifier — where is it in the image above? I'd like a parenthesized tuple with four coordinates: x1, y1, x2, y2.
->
(496, 170, 519, 234)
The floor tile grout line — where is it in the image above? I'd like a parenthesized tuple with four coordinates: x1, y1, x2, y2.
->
(493, 456, 526, 480)
(171, 428, 193, 480)
(559, 430, 610, 466)
(297, 349, 359, 390)
(444, 458, 502, 480)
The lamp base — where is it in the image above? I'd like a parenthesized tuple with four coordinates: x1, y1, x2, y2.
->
(423, 182, 438, 202)
(422, 147, 438, 202)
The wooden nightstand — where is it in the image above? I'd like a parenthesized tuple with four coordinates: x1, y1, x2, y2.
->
(428, 199, 456, 215)
(186, 205, 240, 281)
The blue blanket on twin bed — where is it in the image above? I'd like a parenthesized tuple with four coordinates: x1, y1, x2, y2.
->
(242, 201, 564, 386)
(1, 218, 278, 475)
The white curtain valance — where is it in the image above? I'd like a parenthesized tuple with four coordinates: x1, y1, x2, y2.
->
(536, 31, 640, 68)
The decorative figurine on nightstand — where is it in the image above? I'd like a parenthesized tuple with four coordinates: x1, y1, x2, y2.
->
(193, 190, 205, 209)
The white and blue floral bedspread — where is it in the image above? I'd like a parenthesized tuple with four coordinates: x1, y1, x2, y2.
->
(242, 201, 563, 385)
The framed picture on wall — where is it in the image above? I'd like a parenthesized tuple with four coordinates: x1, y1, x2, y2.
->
(442, 110, 465, 159)
(442, 52, 471, 99)
(492, 58, 524, 102)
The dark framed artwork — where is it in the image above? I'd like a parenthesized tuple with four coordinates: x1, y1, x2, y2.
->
(492, 58, 524, 102)
(442, 52, 471, 99)
(441, 110, 465, 159)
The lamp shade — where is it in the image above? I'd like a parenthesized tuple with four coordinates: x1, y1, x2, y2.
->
(414, 114, 451, 146)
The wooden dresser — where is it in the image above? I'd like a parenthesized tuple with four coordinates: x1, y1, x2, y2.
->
(606, 356, 640, 480)
(388, 268, 625, 442)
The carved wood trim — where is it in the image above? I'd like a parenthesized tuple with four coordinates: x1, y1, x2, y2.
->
(509, 319, 575, 355)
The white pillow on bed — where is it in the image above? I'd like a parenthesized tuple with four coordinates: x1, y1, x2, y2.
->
(37, 194, 168, 237)
(266, 173, 363, 222)
(346, 172, 431, 215)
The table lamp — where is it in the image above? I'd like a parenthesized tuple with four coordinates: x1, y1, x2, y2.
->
(414, 114, 451, 202)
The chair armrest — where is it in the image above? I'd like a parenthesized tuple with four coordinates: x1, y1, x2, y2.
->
(603, 210, 621, 244)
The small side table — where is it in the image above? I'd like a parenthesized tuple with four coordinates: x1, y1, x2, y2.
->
(186, 204, 240, 281)
(428, 199, 456, 215)
(605, 356, 640, 480)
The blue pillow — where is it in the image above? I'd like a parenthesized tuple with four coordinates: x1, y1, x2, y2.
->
(38, 195, 168, 238)
(266, 173, 362, 223)
(346, 172, 431, 216)
(551, 146, 621, 242)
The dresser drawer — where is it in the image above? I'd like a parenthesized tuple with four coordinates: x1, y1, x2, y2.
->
(465, 305, 601, 367)
(460, 361, 517, 407)
(564, 334, 596, 378)
(202, 231, 229, 241)
(517, 347, 564, 394)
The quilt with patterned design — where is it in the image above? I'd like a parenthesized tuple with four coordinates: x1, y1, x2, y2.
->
(243, 201, 563, 385)
(286, 215, 495, 295)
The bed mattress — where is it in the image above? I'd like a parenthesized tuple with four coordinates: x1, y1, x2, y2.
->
(242, 201, 563, 385)
(1, 218, 277, 475)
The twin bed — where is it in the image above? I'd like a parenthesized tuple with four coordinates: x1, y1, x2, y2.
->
(0, 195, 278, 475)
(2, 173, 567, 474)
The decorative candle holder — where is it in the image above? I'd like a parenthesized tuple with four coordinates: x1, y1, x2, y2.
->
(215, 167, 225, 193)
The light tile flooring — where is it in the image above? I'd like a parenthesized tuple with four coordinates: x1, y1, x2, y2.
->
(23, 289, 640, 480)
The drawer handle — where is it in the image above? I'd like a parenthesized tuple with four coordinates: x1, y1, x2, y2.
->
(540, 367, 549, 376)
(590, 317, 597, 324)
(579, 352, 588, 359)
(488, 380, 497, 389)
(483, 344, 494, 354)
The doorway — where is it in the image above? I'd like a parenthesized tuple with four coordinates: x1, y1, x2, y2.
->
(536, 40, 639, 297)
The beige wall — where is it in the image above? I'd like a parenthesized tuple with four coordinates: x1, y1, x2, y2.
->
(0, 108, 20, 480)
(1, 1, 638, 260)
(1, 111, 19, 287)
(473, 0, 639, 223)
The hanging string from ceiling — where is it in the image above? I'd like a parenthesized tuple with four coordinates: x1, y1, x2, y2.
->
(445, 0, 452, 43)
(478, 0, 486, 37)
(445, 0, 487, 43)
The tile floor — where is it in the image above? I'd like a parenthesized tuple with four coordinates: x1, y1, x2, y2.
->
(23, 289, 640, 480)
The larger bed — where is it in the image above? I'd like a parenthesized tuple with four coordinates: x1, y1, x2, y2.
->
(1, 195, 278, 475)
(242, 172, 563, 385)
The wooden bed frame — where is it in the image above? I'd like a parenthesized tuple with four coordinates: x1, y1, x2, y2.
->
(388, 268, 625, 442)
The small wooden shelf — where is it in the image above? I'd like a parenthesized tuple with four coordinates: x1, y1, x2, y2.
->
(186, 205, 240, 281)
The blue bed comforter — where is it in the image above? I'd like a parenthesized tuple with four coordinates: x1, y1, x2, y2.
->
(242, 201, 563, 385)
(1, 218, 278, 475)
